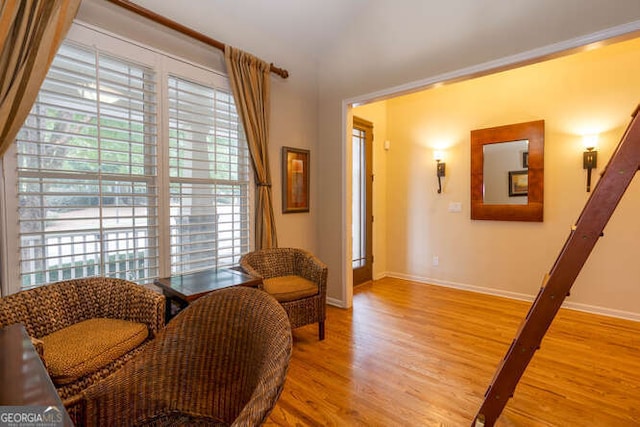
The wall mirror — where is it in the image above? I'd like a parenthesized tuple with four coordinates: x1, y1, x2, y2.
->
(471, 120, 544, 221)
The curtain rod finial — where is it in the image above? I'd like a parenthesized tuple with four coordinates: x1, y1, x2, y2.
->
(270, 63, 289, 79)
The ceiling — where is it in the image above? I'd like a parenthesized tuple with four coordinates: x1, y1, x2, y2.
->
(128, 0, 368, 61)
(127, 0, 640, 68)
(121, 0, 640, 99)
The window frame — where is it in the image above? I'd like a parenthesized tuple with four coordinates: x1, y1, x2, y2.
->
(0, 22, 254, 295)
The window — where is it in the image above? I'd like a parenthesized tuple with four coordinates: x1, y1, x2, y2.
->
(168, 77, 251, 273)
(1, 24, 251, 293)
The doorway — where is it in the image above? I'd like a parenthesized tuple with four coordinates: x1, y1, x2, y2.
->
(352, 116, 373, 286)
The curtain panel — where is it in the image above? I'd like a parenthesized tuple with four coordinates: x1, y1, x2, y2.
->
(0, 0, 80, 157)
(225, 45, 278, 250)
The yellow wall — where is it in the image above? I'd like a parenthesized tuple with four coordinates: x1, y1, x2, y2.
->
(355, 37, 640, 318)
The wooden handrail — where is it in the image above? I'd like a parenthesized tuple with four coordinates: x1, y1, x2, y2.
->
(105, 0, 289, 79)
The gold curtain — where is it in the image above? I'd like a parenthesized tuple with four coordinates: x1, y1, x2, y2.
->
(225, 45, 278, 249)
(0, 0, 80, 156)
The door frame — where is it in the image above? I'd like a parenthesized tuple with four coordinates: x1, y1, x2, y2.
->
(352, 116, 373, 286)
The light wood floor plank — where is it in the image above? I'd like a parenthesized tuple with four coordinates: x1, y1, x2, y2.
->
(266, 277, 640, 426)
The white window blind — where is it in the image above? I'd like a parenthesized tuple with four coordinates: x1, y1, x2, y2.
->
(168, 77, 251, 273)
(15, 42, 159, 288)
(3, 25, 253, 293)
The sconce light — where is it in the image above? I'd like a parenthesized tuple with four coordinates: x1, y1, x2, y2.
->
(434, 151, 446, 194)
(582, 135, 598, 192)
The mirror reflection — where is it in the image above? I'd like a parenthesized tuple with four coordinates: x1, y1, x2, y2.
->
(483, 140, 528, 205)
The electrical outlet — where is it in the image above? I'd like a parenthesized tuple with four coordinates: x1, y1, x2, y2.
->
(432, 256, 439, 266)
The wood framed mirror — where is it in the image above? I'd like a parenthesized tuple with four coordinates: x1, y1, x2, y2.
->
(471, 120, 544, 221)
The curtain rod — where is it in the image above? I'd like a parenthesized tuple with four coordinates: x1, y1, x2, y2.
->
(105, 0, 289, 78)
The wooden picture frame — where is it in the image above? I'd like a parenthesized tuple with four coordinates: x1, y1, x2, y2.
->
(282, 147, 310, 213)
(470, 120, 544, 222)
(508, 170, 529, 197)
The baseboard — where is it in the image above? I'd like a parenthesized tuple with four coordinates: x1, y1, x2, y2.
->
(386, 272, 534, 302)
(327, 296, 347, 308)
(384, 272, 640, 323)
(562, 301, 640, 322)
(373, 271, 387, 281)
(326, 272, 390, 307)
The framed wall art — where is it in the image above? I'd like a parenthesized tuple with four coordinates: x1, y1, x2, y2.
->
(282, 147, 310, 213)
(508, 170, 529, 197)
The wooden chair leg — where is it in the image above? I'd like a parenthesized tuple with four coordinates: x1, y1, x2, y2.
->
(319, 321, 325, 341)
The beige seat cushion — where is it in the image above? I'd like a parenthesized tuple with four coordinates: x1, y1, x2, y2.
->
(41, 318, 148, 385)
(263, 275, 318, 302)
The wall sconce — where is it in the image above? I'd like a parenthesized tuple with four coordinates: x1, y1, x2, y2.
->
(582, 135, 598, 192)
(434, 151, 446, 194)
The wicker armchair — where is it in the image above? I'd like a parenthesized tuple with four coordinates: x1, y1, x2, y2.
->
(81, 286, 292, 427)
(240, 247, 328, 340)
(0, 277, 165, 424)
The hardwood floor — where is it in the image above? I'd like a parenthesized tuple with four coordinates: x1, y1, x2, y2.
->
(265, 277, 640, 426)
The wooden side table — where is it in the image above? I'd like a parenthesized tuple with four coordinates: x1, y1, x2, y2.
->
(154, 268, 262, 321)
(0, 324, 73, 426)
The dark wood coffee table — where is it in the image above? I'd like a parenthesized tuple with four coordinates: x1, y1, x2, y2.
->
(0, 324, 74, 426)
(154, 268, 262, 320)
